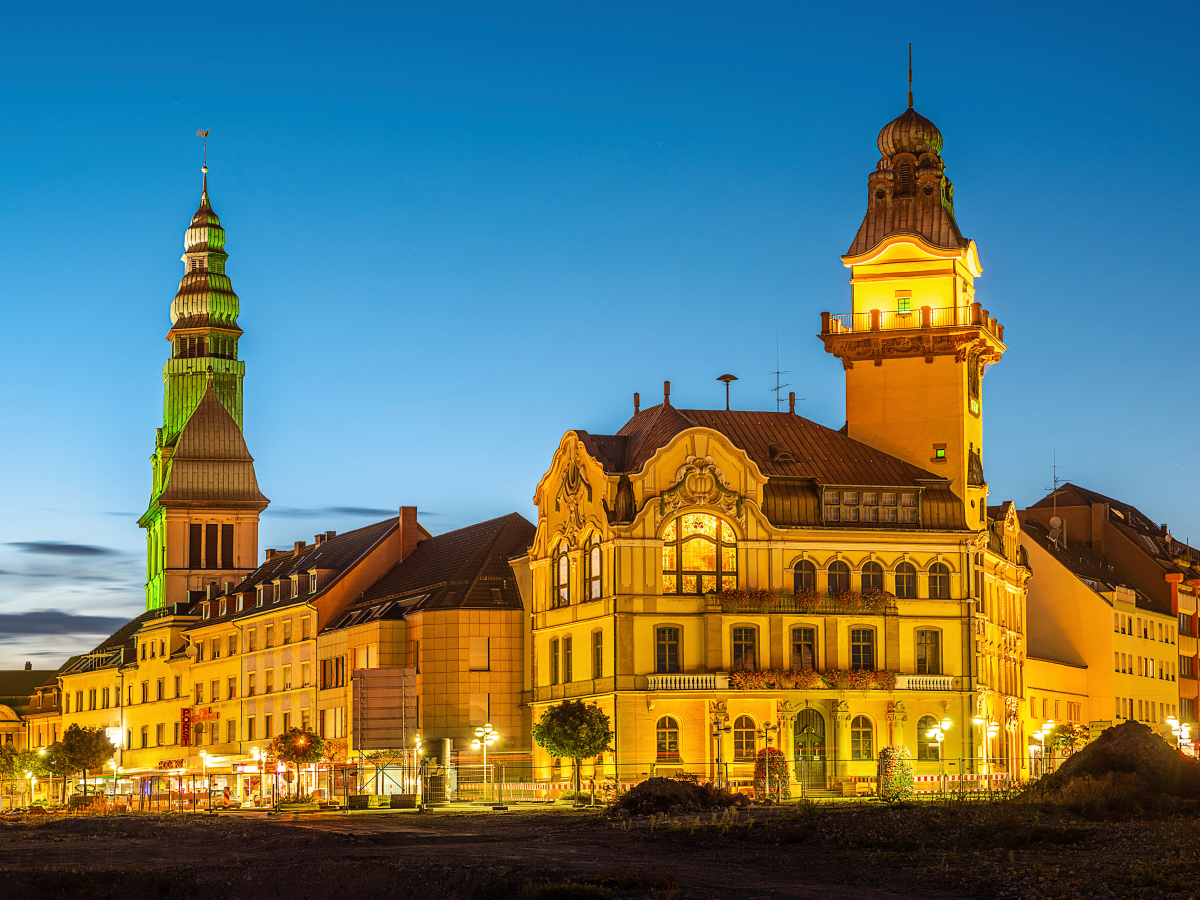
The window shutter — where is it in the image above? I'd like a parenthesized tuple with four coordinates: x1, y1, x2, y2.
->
(220, 524, 234, 569)
(205, 524, 218, 569)
(469, 637, 489, 671)
(189, 524, 203, 568)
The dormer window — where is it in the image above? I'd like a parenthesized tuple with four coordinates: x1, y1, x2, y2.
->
(202, 602, 211, 619)
(256, 586, 265, 607)
(219, 599, 227, 616)
(309, 572, 318, 593)
(236, 595, 244, 612)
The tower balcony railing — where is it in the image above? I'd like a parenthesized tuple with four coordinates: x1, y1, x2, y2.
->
(821, 303, 1003, 342)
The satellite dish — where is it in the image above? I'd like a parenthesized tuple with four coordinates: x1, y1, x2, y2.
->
(1048, 516, 1062, 543)
(185, 644, 197, 658)
(1049, 516, 1062, 528)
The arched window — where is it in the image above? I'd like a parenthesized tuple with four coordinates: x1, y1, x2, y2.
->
(862, 561, 884, 593)
(585, 534, 602, 601)
(733, 715, 756, 760)
(828, 560, 850, 594)
(793, 559, 816, 593)
(656, 716, 680, 760)
(661, 513, 737, 595)
(895, 562, 917, 599)
(916, 629, 941, 675)
(732, 627, 757, 671)
(917, 715, 940, 761)
(850, 716, 873, 760)
(929, 562, 950, 599)
(554, 545, 570, 608)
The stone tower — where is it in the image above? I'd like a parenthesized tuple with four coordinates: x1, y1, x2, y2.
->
(138, 166, 269, 609)
(819, 93, 1006, 525)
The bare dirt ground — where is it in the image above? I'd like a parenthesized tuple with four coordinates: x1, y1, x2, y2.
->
(0, 802, 1198, 899)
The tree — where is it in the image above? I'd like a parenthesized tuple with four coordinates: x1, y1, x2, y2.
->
(0, 746, 17, 810)
(1048, 723, 1089, 757)
(41, 743, 75, 806)
(267, 727, 324, 799)
(531, 700, 613, 798)
(61, 724, 115, 799)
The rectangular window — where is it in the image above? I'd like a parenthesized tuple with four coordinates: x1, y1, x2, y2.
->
(283, 665, 292, 690)
(156, 723, 164, 746)
(228, 634, 237, 656)
(140, 726, 149, 749)
(1181, 614, 1193, 637)
(174, 675, 181, 698)
(173, 722, 179, 745)
(916, 630, 941, 675)
(205, 523, 219, 569)
(195, 683, 203, 704)
(732, 627, 757, 671)
(228, 677, 237, 700)
(189, 524, 203, 568)
(248, 628, 256, 651)
(592, 631, 604, 679)
(468, 693, 489, 726)
(301, 616, 311, 640)
(899, 493, 918, 524)
(549, 639, 560, 685)
(266, 669, 274, 694)
(850, 629, 875, 670)
(283, 712, 292, 732)
(562, 636, 573, 683)
(791, 626, 816, 670)
(896, 296, 912, 314)
(283, 620, 292, 645)
(227, 719, 236, 743)
(141, 682, 149, 703)
(1182, 656, 1195, 678)
(656, 627, 681, 674)
(248, 673, 256, 696)
(319, 656, 346, 689)
(212, 637, 220, 659)
(265, 714, 273, 738)
(247, 717, 256, 741)
(265, 625, 274, 647)
(156, 679, 165, 701)
(301, 661, 311, 687)
(221, 523, 234, 569)
(469, 636, 490, 671)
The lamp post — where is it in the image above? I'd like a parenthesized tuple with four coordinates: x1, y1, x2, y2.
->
(472, 724, 498, 801)
(756, 722, 781, 801)
(199, 750, 211, 812)
(926, 717, 951, 795)
(711, 717, 731, 789)
(252, 746, 264, 807)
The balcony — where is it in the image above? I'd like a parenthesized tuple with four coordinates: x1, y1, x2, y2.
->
(821, 303, 1003, 342)
(647, 673, 730, 691)
(895, 675, 955, 691)
(719, 593, 890, 616)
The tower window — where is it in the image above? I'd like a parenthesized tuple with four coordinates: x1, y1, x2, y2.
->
(896, 297, 912, 315)
(875, 189, 886, 200)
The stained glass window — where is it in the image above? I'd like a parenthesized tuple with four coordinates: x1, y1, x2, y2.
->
(661, 513, 737, 595)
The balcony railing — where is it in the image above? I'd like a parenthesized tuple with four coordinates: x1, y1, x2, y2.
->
(647, 673, 730, 691)
(719, 591, 890, 616)
(895, 675, 954, 691)
(821, 304, 1003, 342)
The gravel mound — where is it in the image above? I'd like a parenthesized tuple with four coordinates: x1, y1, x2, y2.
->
(612, 778, 750, 815)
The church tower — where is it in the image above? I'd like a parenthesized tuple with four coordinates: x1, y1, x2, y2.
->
(819, 80, 1005, 526)
(138, 164, 269, 609)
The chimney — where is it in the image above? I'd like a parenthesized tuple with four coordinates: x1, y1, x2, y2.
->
(223, 581, 233, 594)
(294, 540, 305, 555)
(206, 582, 217, 600)
(314, 533, 324, 546)
(265, 548, 276, 561)
(663, 380, 671, 405)
(634, 392, 640, 414)
(788, 391, 796, 415)
(24, 661, 31, 671)
(399, 506, 422, 561)
(325, 530, 336, 541)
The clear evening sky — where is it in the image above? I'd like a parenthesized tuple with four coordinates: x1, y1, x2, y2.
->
(1, 2, 1197, 668)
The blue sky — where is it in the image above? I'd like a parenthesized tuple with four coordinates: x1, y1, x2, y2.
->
(1, 2, 1197, 668)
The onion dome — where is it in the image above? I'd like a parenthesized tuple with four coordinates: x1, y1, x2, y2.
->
(170, 168, 240, 328)
(877, 107, 943, 157)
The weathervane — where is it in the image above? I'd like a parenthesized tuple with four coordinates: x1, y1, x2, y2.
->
(197, 129, 210, 172)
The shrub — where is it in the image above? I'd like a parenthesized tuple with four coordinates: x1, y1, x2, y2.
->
(612, 778, 749, 814)
(877, 745, 914, 801)
(753, 747, 791, 801)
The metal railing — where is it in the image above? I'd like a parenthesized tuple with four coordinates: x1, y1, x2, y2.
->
(720, 594, 889, 616)
(823, 304, 1003, 342)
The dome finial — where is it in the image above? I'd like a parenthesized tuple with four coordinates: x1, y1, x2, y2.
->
(907, 43, 913, 109)
(197, 129, 211, 203)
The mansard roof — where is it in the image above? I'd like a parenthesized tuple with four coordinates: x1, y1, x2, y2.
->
(572, 403, 967, 531)
(330, 513, 535, 627)
(156, 383, 268, 509)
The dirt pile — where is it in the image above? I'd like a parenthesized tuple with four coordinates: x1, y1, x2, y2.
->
(612, 778, 750, 815)
(1031, 720, 1200, 817)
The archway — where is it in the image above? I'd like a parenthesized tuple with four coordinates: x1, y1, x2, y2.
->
(793, 708, 826, 788)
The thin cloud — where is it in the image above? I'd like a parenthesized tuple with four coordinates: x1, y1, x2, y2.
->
(268, 506, 403, 519)
(0, 610, 130, 635)
(7, 541, 120, 556)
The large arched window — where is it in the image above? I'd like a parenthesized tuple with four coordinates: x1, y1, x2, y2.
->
(929, 562, 950, 599)
(917, 715, 940, 761)
(584, 534, 602, 601)
(850, 716, 873, 760)
(828, 560, 851, 594)
(895, 562, 917, 599)
(793, 559, 816, 593)
(862, 561, 884, 593)
(733, 715, 756, 760)
(661, 513, 737, 595)
(554, 545, 570, 608)
(656, 716, 680, 760)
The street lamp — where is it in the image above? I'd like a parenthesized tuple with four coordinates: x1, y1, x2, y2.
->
(252, 746, 265, 807)
(711, 717, 731, 789)
(755, 722, 782, 802)
(926, 718, 950, 794)
(199, 750, 211, 812)
(472, 724, 498, 798)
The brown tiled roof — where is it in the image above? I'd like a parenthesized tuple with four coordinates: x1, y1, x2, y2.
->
(157, 385, 268, 509)
(574, 404, 967, 530)
(62, 609, 164, 674)
(332, 513, 535, 625)
(187, 516, 400, 629)
(0, 671, 57, 710)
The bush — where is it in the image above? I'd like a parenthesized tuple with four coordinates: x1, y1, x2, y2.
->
(877, 745, 914, 801)
(612, 778, 749, 815)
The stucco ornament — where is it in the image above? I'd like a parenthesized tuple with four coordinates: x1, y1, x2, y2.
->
(658, 456, 743, 523)
(553, 447, 592, 550)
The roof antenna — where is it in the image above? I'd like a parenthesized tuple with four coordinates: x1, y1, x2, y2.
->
(1046, 451, 1068, 546)
(907, 43, 913, 108)
(717, 374, 738, 411)
(768, 331, 793, 412)
(196, 129, 211, 200)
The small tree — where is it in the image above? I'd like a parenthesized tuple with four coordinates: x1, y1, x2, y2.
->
(267, 727, 324, 799)
(0, 746, 17, 810)
(753, 747, 791, 801)
(876, 745, 915, 802)
(1048, 723, 1089, 758)
(41, 743, 75, 806)
(61, 724, 115, 799)
(531, 700, 613, 799)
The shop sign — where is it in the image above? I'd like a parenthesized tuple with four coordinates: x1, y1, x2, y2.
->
(180, 708, 192, 747)
(158, 759, 185, 770)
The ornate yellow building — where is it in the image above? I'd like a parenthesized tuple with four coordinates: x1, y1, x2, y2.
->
(516, 96, 1032, 792)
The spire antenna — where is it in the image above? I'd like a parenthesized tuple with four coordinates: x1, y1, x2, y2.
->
(907, 43, 913, 108)
(197, 129, 210, 170)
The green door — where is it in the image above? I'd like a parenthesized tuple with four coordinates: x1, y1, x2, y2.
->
(794, 709, 826, 788)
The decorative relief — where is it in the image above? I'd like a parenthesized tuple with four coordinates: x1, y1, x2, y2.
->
(553, 449, 593, 549)
(709, 699, 730, 725)
(821, 328, 1002, 371)
(658, 455, 744, 523)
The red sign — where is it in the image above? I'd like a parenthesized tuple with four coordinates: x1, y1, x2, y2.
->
(192, 706, 219, 721)
(180, 708, 192, 747)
